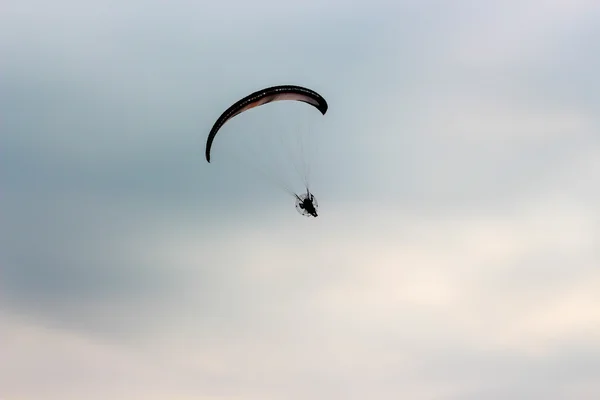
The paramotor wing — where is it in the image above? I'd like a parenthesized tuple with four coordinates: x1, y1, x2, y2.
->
(205, 85, 328, 163)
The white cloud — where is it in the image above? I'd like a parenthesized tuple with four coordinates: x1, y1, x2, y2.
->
(423, 95, 596, 142)
(444, 0, 600, 69)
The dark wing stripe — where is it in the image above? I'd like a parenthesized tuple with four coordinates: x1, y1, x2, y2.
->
(205, 85, 328, 162)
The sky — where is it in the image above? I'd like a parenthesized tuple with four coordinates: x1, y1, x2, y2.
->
(1, 0, 599, 399)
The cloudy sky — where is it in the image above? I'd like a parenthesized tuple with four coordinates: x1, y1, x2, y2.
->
(1, 0, 599, 399)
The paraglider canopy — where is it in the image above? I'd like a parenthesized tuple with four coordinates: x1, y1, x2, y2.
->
(205, 85, 328, 163)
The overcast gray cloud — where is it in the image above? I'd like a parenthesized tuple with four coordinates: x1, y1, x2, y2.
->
(1, 0, 599, 399)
